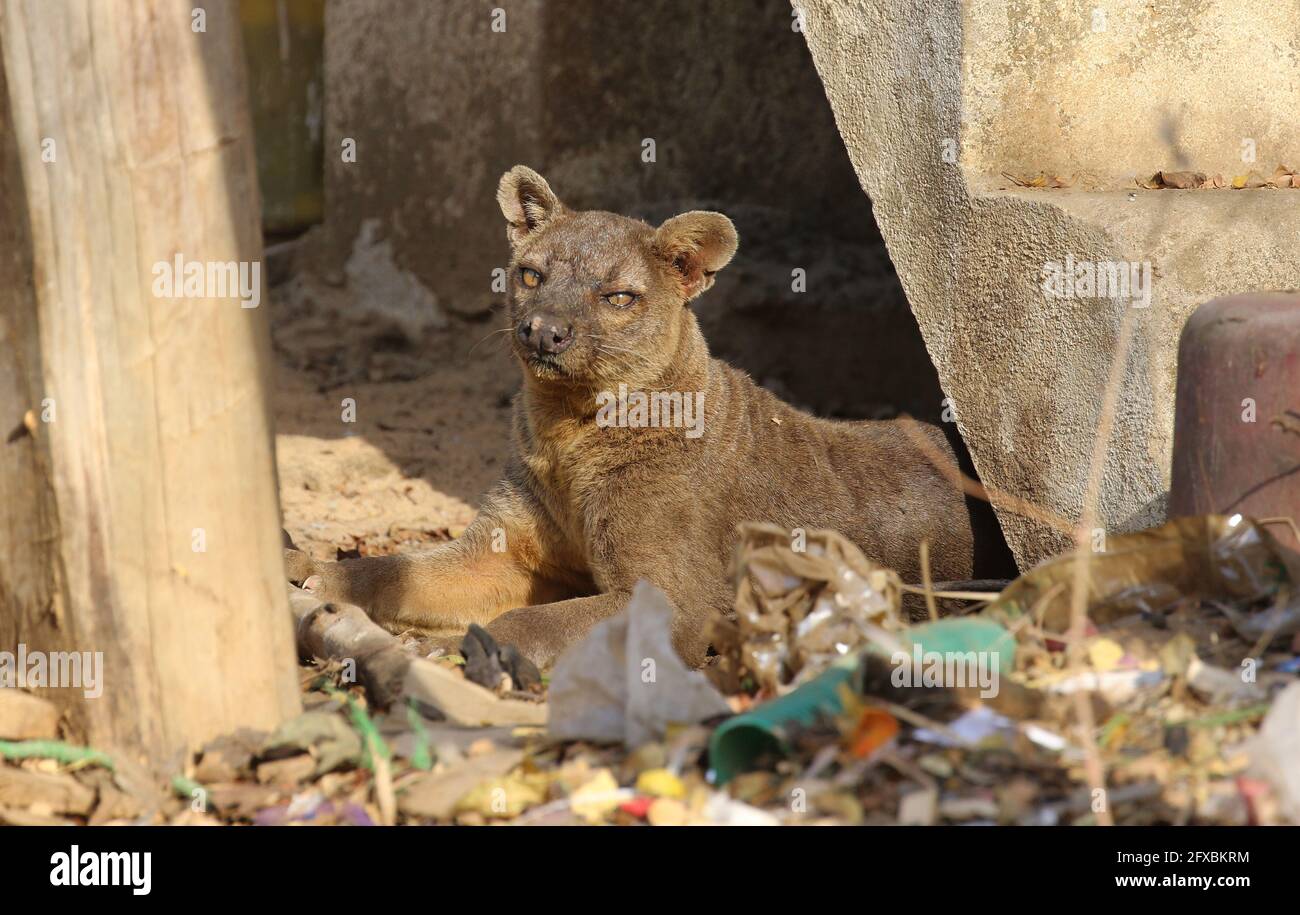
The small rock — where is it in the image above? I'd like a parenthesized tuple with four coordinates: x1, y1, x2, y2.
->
(620, 742, 667, 782)
(702, 792, 780, 826)
(397, 749, 524, 821)
(169, 809, 222, 826)
(0, 766, 94, 816)
(647, 797, 687, 826)
(727, 770, 778, 805)
(917, 753, 954, 779)
(89, 782, 143, 826)
(255, 754, 316, 788)
(938, 794, 999, 821)
(812, 791, 864, 825)
(206, 783, 284, 820)
(195, 731, 261, 783)
(568, 769, 623, 824)
(898, 788, 938, 826)
(996, 777, 1039, 822)
(0, 804, 76, 826)
(0, 691, 60, 740)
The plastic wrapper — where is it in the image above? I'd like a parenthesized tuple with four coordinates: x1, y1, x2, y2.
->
(986, 514, 1300, 632)
(709, 523, 903, 695)
(548, 581, 731, 747)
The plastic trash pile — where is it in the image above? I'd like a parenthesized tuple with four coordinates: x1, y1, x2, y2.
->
(2, 513, 1297, 826)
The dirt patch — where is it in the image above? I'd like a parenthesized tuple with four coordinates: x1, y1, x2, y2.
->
(270, 262, 516, 562)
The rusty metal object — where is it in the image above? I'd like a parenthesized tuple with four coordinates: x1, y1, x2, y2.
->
(1170, 293, 1300, 550)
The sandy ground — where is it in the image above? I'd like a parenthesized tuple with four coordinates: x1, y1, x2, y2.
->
(271, 268, 517, 562)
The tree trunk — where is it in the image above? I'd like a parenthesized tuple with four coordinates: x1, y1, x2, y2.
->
(0, 0, 299, 766)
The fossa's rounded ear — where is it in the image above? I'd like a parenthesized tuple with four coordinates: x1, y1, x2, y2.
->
(653, 211, 738, 300)
(497, 166, 565, 245)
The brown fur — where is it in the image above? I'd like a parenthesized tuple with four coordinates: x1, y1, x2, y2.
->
(285, 166, 974, 669)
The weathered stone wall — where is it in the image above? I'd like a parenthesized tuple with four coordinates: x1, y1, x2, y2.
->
(319, 0, 951, 423)
(961, 1, 1299, 183)
(799, 0, 1300, 568)
(323, 1, 872, 301)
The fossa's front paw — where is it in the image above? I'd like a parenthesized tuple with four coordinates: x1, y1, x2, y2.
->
(484, 617, 563, 672)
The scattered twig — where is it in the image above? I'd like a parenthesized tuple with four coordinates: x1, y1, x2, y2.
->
(920, 540, 939, 622)
(1065, 307, 1138, 828)
(897, 416, 1073, 536)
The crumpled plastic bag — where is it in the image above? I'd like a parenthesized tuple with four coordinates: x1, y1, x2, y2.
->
(547, 581, 731, 747)
(1214, 594, 1300, 644)
(261, 710, 363, 776)
(709, 522, 902, 695)
(987, 514, 1300, 632)
(1246, 681, 1300, 824)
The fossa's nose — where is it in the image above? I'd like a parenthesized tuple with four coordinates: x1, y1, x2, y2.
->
(517, 312, 574, 355)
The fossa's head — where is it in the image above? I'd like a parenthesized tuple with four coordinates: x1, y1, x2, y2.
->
(497, 165, 736, 386)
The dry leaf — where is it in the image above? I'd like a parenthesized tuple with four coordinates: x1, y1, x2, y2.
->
(1268, 164, 1295, 188)
(1140, 171, 1209, 189)
(1001, 171, 1074, 189)
(1158, 170, 1206, 189)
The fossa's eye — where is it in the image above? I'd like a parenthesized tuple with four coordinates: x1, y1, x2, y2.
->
(520, 267, 543, 288)
(605, 292, 636, 308)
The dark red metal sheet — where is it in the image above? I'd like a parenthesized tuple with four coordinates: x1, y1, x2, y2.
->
(1170, 293, 1300, 550)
